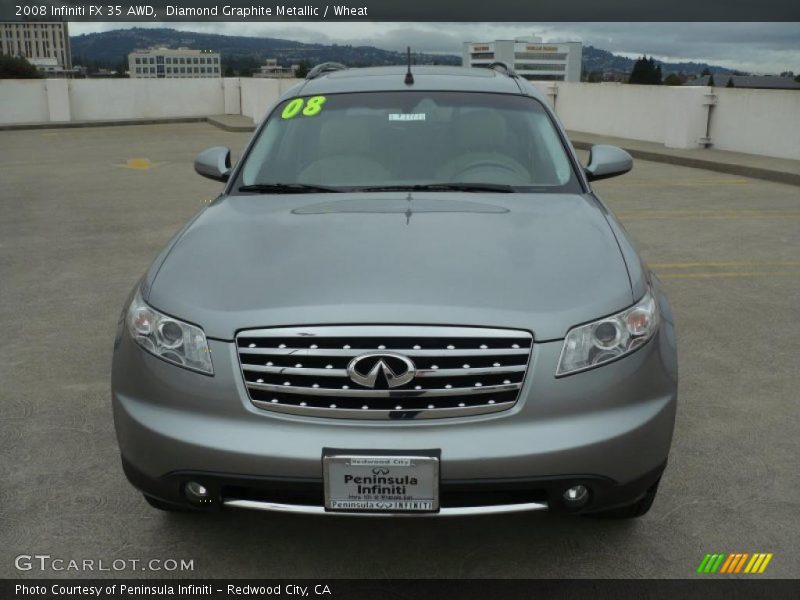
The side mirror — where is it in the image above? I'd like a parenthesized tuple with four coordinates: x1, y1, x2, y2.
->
(585, 145, 633, 182)
(194, 146, 232, 182)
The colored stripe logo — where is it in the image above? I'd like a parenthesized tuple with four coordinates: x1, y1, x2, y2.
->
(697, 553, 773, 574)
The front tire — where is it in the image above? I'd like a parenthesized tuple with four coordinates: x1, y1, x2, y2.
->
(586, 478, 661, 519)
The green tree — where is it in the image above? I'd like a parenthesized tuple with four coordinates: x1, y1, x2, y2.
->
(725, 77, 734, 88)
(701, 67, 711, 77)
(627, 56, 645, 83)
(0, 54, 41, 78)
(294, 61, 310, 78)
(628, 56, 662, 85)
(664, 73, 682, 86)
(224, 56, 261, 77)
(113, 57, 128, 78)
(708, 74, 715, 87)
(654, 64, 663, 84)
(586, 70, 603, 83)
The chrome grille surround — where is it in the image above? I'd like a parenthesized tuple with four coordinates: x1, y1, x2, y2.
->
(236, 326, 533, 420)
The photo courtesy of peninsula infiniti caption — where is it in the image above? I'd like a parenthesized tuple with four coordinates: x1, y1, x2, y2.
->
(112, 62, 678, 518)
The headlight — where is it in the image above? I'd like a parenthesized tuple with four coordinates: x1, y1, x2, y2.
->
(126, 290, 213, 375)
(556, 289, 658, 376)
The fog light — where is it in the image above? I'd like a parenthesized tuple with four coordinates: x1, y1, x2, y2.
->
(184, 481, 210, 504)
(563, 485, 589, 509)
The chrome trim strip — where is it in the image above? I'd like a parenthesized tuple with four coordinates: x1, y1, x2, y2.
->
(243, 365, 347, 377)
(223, 498, 549, 517)
(238, 347, 531, 358)
(246, 381, 521, 397)
(240, 364, 526, 378)
(238, 325, 533, 339)
(415, 365, 525, 377)
(250, 399, 515, 419)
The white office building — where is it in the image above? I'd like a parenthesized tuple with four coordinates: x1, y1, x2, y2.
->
(129, 47, 221, 78)
(253, 58, 297, 79)
(463, 37, 582, 82)
(0, 21, 72, 70)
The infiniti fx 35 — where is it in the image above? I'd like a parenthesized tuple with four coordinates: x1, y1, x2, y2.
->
(112, 64, 678, 518)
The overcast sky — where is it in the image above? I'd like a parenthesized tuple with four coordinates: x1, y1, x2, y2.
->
(70, 22, 800, 74)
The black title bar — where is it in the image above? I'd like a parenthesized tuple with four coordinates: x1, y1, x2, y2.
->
(4, 579, 800, 600)
(2, 0, 800, 21)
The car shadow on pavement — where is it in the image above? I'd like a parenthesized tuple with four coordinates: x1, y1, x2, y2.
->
(148, 507, 644, 578)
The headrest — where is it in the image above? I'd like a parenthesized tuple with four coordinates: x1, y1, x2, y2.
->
(318, 119, 371, 155)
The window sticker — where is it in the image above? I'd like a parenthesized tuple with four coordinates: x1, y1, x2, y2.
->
(389, 113, 426, 121)
(281, 96, 327, 120)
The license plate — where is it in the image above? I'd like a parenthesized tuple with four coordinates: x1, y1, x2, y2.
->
(323, 453, 439, 513)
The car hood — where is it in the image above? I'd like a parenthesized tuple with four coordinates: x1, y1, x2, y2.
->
(147, 193, 634, 341)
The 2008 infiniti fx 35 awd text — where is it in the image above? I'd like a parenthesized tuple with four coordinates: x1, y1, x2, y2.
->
(112, 63, 678, 518)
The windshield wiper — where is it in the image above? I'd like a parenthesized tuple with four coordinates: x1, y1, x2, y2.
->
(356, 183, 517, 193)
(238, 183, 342, 194)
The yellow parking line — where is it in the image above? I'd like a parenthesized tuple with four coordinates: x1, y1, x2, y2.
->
(115, 158, 164, 170)
(602, 179, 752, 187)
(659, 270, 800, 280)
(623, 211, 800, 215)
(622, 209, 795, 215)
(619, 211, 800, 220)
(650, 261, 800, 269)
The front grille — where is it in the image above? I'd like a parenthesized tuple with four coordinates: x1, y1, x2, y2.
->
(235, 326, 533, 420)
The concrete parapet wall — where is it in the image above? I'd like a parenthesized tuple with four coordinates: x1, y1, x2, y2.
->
(0, 79, 49, 123)
(710, 88, 800, 161)
(68, 78, 226, 121)
(240, 77, 302, 122)
(0, 77, 797, 161)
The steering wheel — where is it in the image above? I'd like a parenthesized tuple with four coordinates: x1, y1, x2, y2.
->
(450, 159, 529, 183)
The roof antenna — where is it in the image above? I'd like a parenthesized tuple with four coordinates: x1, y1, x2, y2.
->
(404, 46, 414, 85)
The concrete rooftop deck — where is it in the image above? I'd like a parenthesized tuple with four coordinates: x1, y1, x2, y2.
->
(1, 122, 798, 578)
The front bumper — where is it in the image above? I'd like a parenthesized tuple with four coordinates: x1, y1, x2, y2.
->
(112, 301, 678, 515)
(122, 456, 666, 516)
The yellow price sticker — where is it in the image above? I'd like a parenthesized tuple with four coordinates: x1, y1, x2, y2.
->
(281, 96, 327, 120)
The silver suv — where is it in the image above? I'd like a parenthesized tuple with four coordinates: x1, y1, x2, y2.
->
(112, 64, 678, 518)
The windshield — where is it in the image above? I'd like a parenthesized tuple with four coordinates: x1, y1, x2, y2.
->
(236, 91, 581, 193)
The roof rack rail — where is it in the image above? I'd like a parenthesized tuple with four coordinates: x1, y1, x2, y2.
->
(486, 62, 517, 78)
(306, 62, 348, 80)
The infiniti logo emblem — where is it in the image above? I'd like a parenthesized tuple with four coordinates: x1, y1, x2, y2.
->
(347, 352, 417, 389)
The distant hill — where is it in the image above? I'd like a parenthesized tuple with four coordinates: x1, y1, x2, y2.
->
(70, 28, 735, 78)
(581, 45, 733, 77)
(69, 27, 461, 73)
